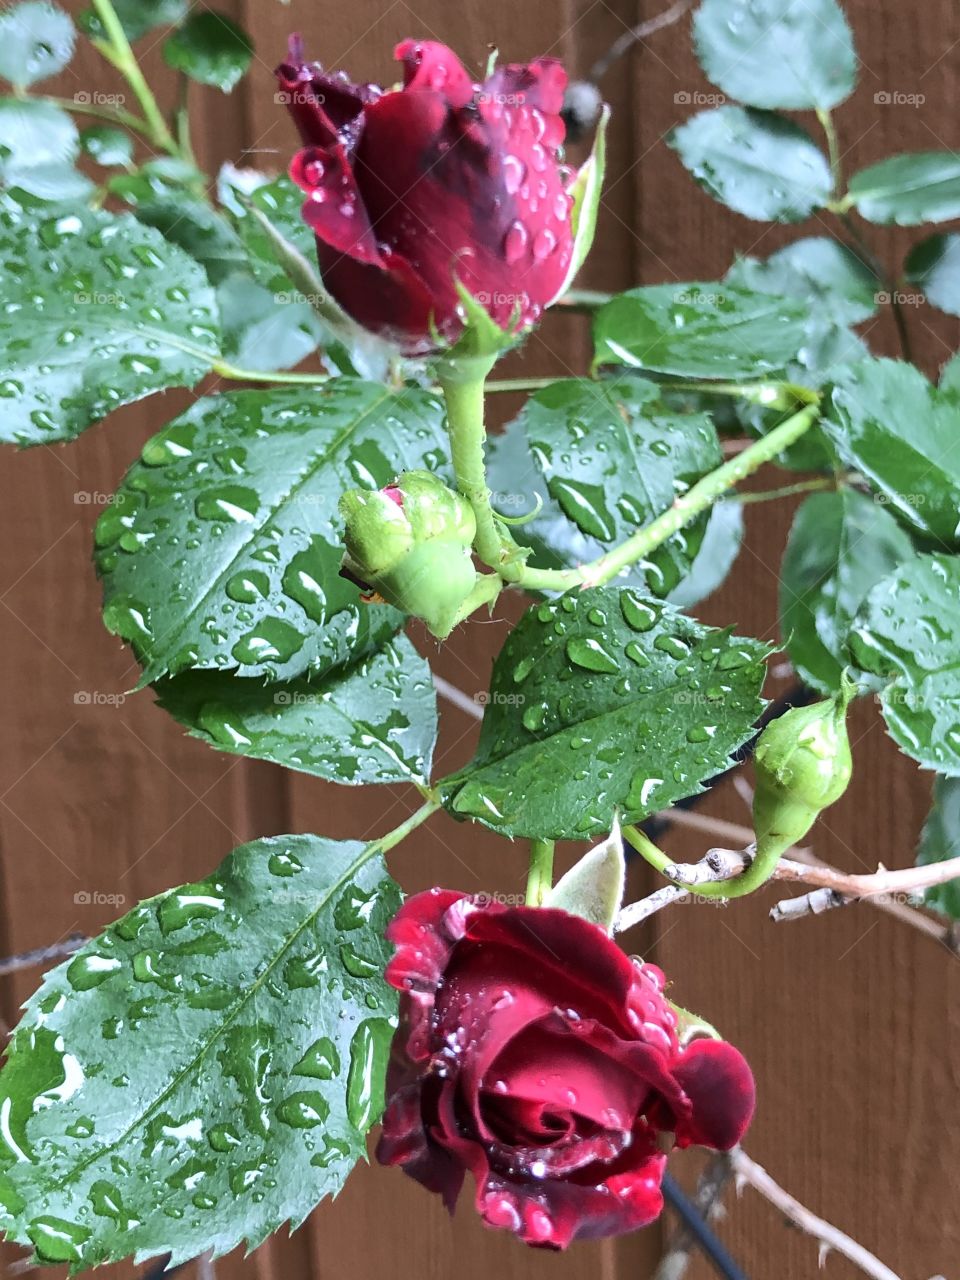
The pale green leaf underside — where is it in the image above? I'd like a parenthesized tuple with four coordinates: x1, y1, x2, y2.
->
(669, 107, 832, 223)
(693, 0, 856, 111)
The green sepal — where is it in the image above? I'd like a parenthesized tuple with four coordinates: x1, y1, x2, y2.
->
(546, 816, 625, 933)
(339, 470, 478, 639)
(552, 104, 609, 303)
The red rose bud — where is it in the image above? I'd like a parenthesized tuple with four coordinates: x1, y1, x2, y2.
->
(376, 892, 755, 1248)
(277, 37, 576, 353)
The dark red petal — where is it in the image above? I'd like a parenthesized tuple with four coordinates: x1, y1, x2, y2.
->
(670, 1039, 757, 1150)
(482, 58, 567, 148)
(376, 1078, 465, 1213)
(276, 38, 379, 148)
(383, 889, 467, 995)
(290, 145, 383, 266)
(474, 1153, 667, 1248)
(315, 249, 438, 353)
(462, 906, 640, 1034)
(395, 39, 475, 109)
(488, 1021, 646, 1132)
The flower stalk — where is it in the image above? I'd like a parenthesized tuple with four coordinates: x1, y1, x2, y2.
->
(525, 838, 556, 906)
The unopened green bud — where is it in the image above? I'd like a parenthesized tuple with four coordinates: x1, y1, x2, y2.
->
(339, 470, 478, 639)
(753, 677, 855, 852)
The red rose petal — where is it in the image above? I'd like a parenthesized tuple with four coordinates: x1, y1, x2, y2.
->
(462, 905, 640, 1034)
(291, 144, 383, 266)
(383, 889, 467, 995)
(670, 1038, 757, 1150)
(395, 38, 475, 109)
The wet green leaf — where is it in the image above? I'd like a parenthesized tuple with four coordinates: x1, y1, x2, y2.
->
(825, 358, 960, 544)
(727, 237, 879, 324)
(78, 125, 134, 168)
(132, 196, 325, 374)
(0, 2, 75, 87)
(96, 382, 449, 683)
(155, 634, 437, 785)
(0, 834, 399, 1269)
(916, 776, 960, 918)
(780, 489, 914, 694)
(163, 11, 253, 92)
(693, 0, 856, 110)
(79, 0, 188, 41)
(512, 376, 721, 597)
(848, 153, 960, 226)
(593, 282, 810, 379)
(669, 107, 832, 222)
(0, 99, 90, 201)
(443, 588, 769, 839)
(0, 203, 219, 445)
(850, 553, 960, 773)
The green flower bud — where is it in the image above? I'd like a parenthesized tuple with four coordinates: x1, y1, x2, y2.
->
(752, 677, 855, 854)
(339, 470, 478, 639)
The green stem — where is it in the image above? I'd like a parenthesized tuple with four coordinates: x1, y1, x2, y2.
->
(439, 364, 523, 580)
(835, 210, 913, 363)
(623, 824, 787, 902)
(734, 476, 836, 505)
(623, 825, 731, 900)
(486, 377, 558, 394)
(485, 377, 818, 404)
(211, 360, 330, 386)
(525, 839, 555, 906)
(816, 107, 843, 194)
(370, 796, 441, 859)
(513, 401, 821, 592)
(40, 94, 151, 136)
(175, 71, 198, 169)
(89, 0, 179, 154)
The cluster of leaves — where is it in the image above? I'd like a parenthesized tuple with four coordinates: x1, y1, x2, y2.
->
(0, 0, 958, 1270)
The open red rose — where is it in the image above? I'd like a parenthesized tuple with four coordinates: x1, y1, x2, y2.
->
(276, 37, 576, 353)
(376, 891, 755, 1248)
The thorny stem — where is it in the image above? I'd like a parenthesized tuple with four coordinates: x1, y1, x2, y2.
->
(525, 839, 555, 906)
(513, 402, 821, 592)
(730, 1149, 902, 1280)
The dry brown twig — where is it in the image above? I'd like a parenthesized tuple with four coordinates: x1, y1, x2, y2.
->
(628, 808, 960, 950)
(730, 1149, 905, 1280)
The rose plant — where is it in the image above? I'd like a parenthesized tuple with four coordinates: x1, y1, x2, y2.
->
(0, 0, 957, 1272)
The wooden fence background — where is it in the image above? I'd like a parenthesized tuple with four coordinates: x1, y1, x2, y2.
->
(1, 1, 959, 1277)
